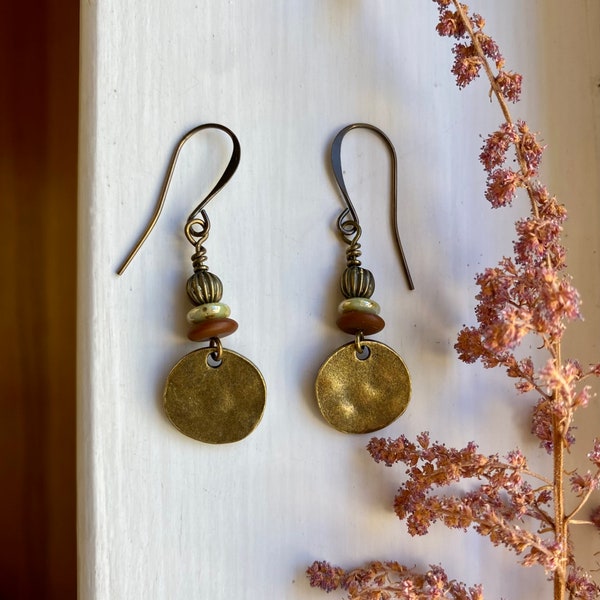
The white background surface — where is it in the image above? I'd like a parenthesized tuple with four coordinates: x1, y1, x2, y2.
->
(79, 1, 600, 598)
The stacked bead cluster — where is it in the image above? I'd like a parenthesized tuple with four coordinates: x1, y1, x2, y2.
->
(185, 247, 238, 342)
(336, 264, 385, 335)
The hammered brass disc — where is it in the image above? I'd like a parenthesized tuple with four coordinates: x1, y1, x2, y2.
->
(315, 340, 411, 434)
(164, 347, 266, 444)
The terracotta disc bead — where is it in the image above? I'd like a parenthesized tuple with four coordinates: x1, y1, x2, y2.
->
(188, 317, 239, 342)
(336, 310, 385, 335)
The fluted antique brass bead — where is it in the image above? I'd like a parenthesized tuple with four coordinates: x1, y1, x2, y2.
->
(186, 270, 223, 305)
(340, 265, 375, 299)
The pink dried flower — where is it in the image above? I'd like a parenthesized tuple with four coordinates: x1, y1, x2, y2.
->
(506, 356, 534, 379)
(531, 398, 554, 453)
(455, 326, 485, 364)
(479, 123, 518, 173)
(572, 386, 592, 409)
(507, 358, 537, 394)
(451, 43, 483, 88)
(541, 272, 580, 315)
(367, 434, 561, 561)
(367, 435, 414, 467)
(308, 560, 484, 600)
(539, 359, 582, 396)
(531, 396, 576, 452)
(432, 0, 453, 11)
(476, 262, 515, 303)
(475, 31, 503, 69)
(306, 561, 345, 592)
(533, 185, 568, 223)
(566, 567, 600, 599)
(482, 305, 532, 352)
(484, 168, 523, 207)
(513, 217, 564, 269)
(417, 431, 431, 449)
(455, 325, 507, 368)
(495, 70, 522, 102)
(470, 13, 485, 30)
(590, 363, 600, 376)
(515, 379, 534, 394)
(569, 471, 599, 496)
(516, 120, 545, 176)
(588, 439, 600, 467)
(437, 10, 467, 38)
(506, 449, 526, 469)
(591, 505, 600, 530)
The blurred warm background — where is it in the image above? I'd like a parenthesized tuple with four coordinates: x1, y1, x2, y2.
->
(0, 0, 78, 597)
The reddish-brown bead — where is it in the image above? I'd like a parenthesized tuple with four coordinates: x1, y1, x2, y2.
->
(336, 311, 385, 335)
(187, 317, 239, 342)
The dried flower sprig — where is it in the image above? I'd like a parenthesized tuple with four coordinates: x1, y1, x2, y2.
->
(307, 560, 484, 600)
(308, 2, 600, 599)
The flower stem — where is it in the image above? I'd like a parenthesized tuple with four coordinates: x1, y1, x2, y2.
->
(552, 343, 566, 600)
(553, 430, 565, 600)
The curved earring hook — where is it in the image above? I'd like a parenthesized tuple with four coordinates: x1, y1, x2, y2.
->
(117, 123, 241, 275)
(330, 122, 414, 290)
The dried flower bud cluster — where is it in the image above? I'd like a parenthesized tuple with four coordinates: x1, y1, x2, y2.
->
(365, 434, 600, 583)
(308, 2, 600, 598)
(454, 174, 585, 455)
(307, 560, 484, 599)
(434, 0, 521, 100)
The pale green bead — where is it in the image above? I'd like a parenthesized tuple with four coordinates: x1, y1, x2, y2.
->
(337, 297, 381, 315)
(186, 302, 231, 324)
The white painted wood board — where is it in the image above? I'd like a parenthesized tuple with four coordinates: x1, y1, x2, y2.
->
(78, 1, 600, 598)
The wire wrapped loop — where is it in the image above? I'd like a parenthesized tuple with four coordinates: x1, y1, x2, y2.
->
(185, 212, 211, 247)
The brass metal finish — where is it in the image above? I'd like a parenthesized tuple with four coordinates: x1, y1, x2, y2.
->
(331, 123, 414, 290)
(116, 123, 240, 275)
(117, 124, 266, 444)
(208, 336, 223, 362)
(186, 270, 223, 305)
(340, 265, 375, 299)
(316, 340, 410, 434)
(354, 331, 365, 354)
(164, 347, 266, 444)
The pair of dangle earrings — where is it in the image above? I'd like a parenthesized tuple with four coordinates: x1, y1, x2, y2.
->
(118, 122, 412, 444)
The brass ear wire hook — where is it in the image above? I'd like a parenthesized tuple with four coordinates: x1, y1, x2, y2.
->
(117, 123, 241, 275)
(330, 122, 414, 290)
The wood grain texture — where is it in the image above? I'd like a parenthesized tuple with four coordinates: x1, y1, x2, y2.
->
(79, 2, 600, 598)
(0, 0, 78, 598)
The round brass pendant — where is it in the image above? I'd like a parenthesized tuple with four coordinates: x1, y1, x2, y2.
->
(164, 347, 266, 444)
(315, 340, 410, 434)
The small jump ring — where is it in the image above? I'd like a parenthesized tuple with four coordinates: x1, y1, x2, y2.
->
(354, 331, 365, 354)
(209, 337, 223, 362)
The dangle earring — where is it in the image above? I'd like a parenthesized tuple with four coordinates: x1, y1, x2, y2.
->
(117, 123, 266, 444)
(315, 123, 414, 434)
